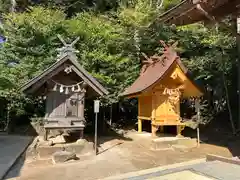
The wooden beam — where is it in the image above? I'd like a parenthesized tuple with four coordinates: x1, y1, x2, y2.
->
(153, 122, 185, 125)
(164, 5, 198, 24)
(196, 4, 215, 21)
(156, 0, 240, 27)
(196, 3, 239, 36)
(156, 0, 201, 24)
(138, 116, 152, 120)
(125, 93, 141, 99)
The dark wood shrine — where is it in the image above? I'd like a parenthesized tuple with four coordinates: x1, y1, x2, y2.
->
(21, 37, 108, 140)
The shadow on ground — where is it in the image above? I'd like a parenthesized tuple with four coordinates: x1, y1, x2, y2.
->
(85, 127, 133, 155)
(1, 123, 37, 180)
(4, 153, 27, 180)
(182, 119, 240, 158)
(1, 135, 33, 180)
(4, 122, 133, 179)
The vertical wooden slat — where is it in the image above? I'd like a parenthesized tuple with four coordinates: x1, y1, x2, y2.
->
(138, 118, 142, 132)
(138, 97, 142, 132)
(46, 92, 55, 118)
(49, 92, 66, 118)
(151, 92, 156, 122)
(77, 93, 85, 119)
(45, 92, 51, 118)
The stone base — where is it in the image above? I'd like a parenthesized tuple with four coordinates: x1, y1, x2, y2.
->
(171, 144, 190, 152)
(49, 135, 66, 144)
(176, 138, 197, 148)
(150, 137, 197, 151)
(150, 141, 171, 151)
(37, 139, 94, 159)
(52, 151, 77, 164)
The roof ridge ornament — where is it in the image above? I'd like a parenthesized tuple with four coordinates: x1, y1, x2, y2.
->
(56, 34, 80, 59)
(140, 40, 178, 75)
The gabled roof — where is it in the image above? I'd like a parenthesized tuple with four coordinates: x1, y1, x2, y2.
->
(21, 52, 109, 96)
(121, 41, 203, 97)
(157, 0, 240, 26)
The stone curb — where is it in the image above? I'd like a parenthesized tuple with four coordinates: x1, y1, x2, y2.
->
(206, 154, 240, 165)
(1, 136, 34, 180)
(102, 158, 206, 180)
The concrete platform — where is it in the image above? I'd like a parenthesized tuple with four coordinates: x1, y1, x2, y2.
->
(150, 137, 197, 151)
(0, 135, 32, 179)
(147, 170, 215, 180)
(104, 158, 240, 180)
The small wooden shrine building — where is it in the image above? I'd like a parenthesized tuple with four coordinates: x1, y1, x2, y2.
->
(21, 38, 108, 140)
(122, 41, 203, 137)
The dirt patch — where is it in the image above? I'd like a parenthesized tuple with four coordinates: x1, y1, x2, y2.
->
(5, 132, 233, 180)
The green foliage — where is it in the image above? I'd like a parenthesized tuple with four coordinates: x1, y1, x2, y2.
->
(163, 0, 181, 10)
(176, 23, 237, 126)
(0, 1, 238, 131)
(0, 7, 139, 105)
(118, 0, 159, 28)
(1, 7, 66, 86)
(64, 12, 140, 103)
(0, 0, 11, 13)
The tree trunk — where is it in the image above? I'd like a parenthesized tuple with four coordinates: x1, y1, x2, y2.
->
(222, 72, 236, 134)
(110, 104, 112, 126)
(236, 16, 240, 129)
(134, 29, 141, 64)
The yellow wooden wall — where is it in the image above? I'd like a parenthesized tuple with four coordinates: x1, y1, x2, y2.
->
(138, 95, 152, 119)
(137, 62, 202, 125)
(171, 64, 203, 97)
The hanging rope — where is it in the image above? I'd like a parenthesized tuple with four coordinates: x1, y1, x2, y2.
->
(51, 80, 85, 94)
(51, 80, 83, 88)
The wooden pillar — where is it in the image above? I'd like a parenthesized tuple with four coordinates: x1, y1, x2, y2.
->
(176, 125, 185, 137)
(138, 97, 142, 133)
(151, 92, 157, 137)
(138, 118, 142, 132)
(152, 124, 158, 137)
(160, 126, 164, 133)
(176, 125, 181, 136)
(44, 129, 49, 141)
(80, 129, 84, 139)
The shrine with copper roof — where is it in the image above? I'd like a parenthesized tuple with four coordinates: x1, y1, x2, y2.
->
(121, 41, 203, 137)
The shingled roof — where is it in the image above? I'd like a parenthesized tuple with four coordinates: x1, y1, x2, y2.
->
(121, 41, 202, 97)
(21, 52, 109, 96)
(157, 0, 240, 26)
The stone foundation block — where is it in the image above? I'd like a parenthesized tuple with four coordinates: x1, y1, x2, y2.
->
(52, 151, 77, 163)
